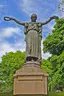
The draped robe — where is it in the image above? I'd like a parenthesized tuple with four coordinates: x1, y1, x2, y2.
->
(24, 22, 42, 62)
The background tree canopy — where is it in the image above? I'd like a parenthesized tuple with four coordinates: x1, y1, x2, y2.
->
(58, 0, 64, 12)
(43, 18, 64, 55)
(43, 18, 64, 91)
(0, 51, 25, 92)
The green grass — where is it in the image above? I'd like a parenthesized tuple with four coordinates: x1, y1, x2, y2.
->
(0, 92, 64, 96)
(49, 92, 64, 96)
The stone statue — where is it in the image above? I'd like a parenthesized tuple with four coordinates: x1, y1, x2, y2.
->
(4, 14, 59, 63)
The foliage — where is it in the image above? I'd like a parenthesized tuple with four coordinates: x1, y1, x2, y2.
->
(0, 51, 25, 92)
(58, 0, 64, 12)
(41, 59, 52, 74)
(49, 52, 64, 90)
(43, 18, 64, 55)
(43, 18, 64, 91)
(41, 59, 53, 91)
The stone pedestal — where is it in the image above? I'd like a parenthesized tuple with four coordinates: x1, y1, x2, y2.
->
(13, 62, 48, 96)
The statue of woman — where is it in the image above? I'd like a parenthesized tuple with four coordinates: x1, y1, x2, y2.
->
(4, 14, 59, 63)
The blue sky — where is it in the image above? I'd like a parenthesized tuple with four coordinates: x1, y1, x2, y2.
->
(0, 0, 64, 61)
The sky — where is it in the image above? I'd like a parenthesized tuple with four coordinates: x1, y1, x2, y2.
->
(0, 0, 64, 61)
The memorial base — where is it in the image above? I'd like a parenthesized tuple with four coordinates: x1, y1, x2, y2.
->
(13, 62, 48, 96)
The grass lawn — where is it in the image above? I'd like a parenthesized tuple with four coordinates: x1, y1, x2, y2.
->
(0, 92, 64, 96)
(49, 92, 64, 96)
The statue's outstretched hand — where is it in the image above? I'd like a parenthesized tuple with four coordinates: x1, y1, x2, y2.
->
(4, 16, 14, 21)
(41, 15, 59, 25)
(50, 16, 59, 20)
(4, 16, 25, 26)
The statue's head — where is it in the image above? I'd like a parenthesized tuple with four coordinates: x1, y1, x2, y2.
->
(31, 14, 37, 22)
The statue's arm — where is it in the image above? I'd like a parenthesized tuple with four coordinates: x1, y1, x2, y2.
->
(4, 16, 25, 26)
(41, 16, 59, 25)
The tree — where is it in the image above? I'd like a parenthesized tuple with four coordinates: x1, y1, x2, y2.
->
(43, 18, 64, 55)
(41, 59, 52, 74)
(43, 18, 64, 91)
(41, 59, 53, 91)
(0, 51, 25, 92)
(49, 53, 64, 91)
(58, 0, 64, 12)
